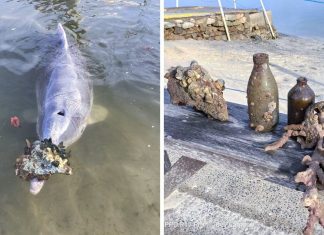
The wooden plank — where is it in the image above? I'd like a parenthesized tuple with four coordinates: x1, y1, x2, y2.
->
(164, 90, 311, 176)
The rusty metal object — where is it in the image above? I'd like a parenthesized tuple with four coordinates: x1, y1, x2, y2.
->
(265, 101, 324, 152)
(165, 61, 228, 121)
(247, 53, 279, 132)
(288, 77, 315, 125)
(265, 101, 324, 234)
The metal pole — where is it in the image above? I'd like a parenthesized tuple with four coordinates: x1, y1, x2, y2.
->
(260, 0, 276, 39)
(233, 0, 237, 9)
(218, 0, 231, 41)
(176, 0, 178, 8)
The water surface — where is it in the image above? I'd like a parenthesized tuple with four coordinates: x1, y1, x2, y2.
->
(0, 0, 159, 234)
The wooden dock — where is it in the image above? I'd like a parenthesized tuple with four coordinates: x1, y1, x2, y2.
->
(164, 90, 324, 234)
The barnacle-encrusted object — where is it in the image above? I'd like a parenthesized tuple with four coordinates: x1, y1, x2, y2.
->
(165, 60, 228, 121)
(265, 102, 324, 152)
(15, 139, 72, 181)
(265, 101, 324, 234)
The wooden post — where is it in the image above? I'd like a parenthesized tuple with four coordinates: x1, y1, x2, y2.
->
(218, 0, 231, 41)
(260, 0, 276, 39)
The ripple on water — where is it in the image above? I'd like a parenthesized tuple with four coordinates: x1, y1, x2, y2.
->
(0, 0, 159, 234)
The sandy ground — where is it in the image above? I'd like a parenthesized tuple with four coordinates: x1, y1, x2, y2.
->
(164, 35, 324, 113)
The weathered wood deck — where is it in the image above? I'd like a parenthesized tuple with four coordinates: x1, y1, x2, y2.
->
(164, 89, 324, 234)
(164, 89, 312, 192)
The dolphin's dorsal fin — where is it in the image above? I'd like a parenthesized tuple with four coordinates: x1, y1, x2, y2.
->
(57, 23, 68, 50)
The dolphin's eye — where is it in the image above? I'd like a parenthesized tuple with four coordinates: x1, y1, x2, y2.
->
(57, 110, 65, 116)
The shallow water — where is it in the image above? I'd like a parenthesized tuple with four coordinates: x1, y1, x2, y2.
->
(0, 0, 159, 234)
(164, 0, 324, 38)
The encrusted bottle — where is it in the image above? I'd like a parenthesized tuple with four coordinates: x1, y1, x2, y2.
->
(287, 77, 315, 125)
(247, 53, 279, 132)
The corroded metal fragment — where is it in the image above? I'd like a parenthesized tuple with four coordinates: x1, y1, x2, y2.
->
(265, 101, 324, 234)
(15, 139, 72, 181)
(165, 61, 228, 121)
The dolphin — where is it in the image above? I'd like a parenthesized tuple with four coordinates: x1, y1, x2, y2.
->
(30, 23, 93, 195)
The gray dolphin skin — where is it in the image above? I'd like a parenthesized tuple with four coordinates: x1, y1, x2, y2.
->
(31, 23, 93, 195)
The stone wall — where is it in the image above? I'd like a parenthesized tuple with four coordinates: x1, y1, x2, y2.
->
(164, 11, 276, 41)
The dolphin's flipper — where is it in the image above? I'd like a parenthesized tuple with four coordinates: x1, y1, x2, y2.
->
(88, 104, 109, 125)
(57, 23, 68, 50)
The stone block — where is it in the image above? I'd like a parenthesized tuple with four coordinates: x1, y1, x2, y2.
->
(206, 18, 216, 25)
(164, 21, 175, 29)
(195, 18, 207, 25)
(236, 24, 245, 32)
(238, 17, 246, 24)
(203, 33, 209, 39)
(229, 26, 237, 33)
(212, 20, 224, 27)
(215, 30, 224, 36)
(218, 26, 225, 32)
(226, 20, 241, 27)
(182, 22, 195, 29)
(249, 11, 272, 28)
(174, 26, 183, 35)
(199, 24, 206, 32)
(174, 19, 183, 27)
(225, 14, 240, 21)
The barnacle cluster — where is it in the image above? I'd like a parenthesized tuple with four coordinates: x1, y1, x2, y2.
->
(165, 60, 228, 121)
(15, 138, 72, 181)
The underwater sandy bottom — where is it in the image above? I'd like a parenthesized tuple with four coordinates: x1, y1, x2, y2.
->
(0, 80, 159, 235)
(164, 35, 324, 113)
(0, 0, 160, 234)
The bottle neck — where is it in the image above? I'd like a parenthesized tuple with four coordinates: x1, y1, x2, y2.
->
(296, 77, 308, 87)
(253, 53, 269, 65)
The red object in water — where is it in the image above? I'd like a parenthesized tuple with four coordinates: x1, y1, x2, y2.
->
(10, 116, 20, 127)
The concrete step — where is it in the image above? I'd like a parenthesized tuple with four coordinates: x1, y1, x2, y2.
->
(164, 156, 324, 235)
(165, 190, 292, 235)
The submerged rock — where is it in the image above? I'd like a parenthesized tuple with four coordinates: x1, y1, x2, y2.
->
(15, 139, 72, 181)
(165, 60, 228, 121)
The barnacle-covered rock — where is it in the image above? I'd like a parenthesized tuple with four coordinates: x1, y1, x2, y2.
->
(165, 60, 228, 121)
(15, 139, 72, 181)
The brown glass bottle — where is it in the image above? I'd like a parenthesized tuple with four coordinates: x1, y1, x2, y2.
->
(247, 53, 279, 132)
(287, 77, 315, 124)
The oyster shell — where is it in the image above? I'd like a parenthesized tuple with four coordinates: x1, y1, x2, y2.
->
(15, 139, 72, 181)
